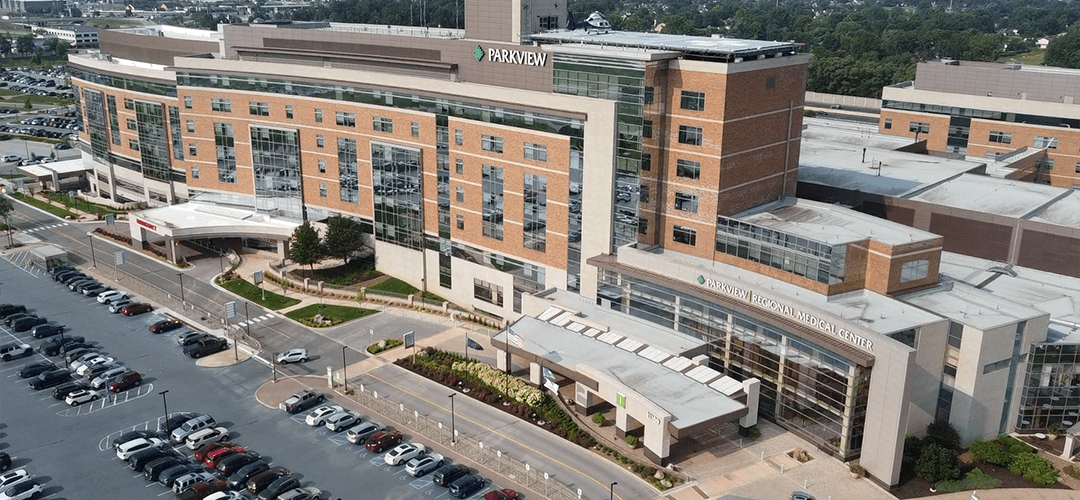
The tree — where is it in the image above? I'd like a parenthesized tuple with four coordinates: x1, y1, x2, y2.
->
(0, 196, 13, 247)
(1046, 26, 1080, 69)
(15, 35, 34, 55)
(289, 220, 323, 273)
(925, 419, 961, 451)
(915, 443, 960, 484)
(0, 36, 11, 57)
(323, 214, 363, 265)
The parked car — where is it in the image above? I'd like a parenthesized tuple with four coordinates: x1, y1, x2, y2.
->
(186, 427, 230, 450)
(177, 331, 209, 345)
(109, 299, 135, 313)
(184, 337, 229, 358)
(84, 362, 122, 383)
(159, 463, 206, 488)
(276, 348, 308, 364)
(29, 323, 64, 339)
(128, 447, 180, 472)
(205, 446, 245, 468)
(28, 368, 71, 389)
(205, 491, 247, 500)
(257, 475, 300, 500)
(172, 470, 218, 494)
(404, 453, 445, 477)
(65, 347, 99, 364)
(17, 361, 55, 378)
(304, 405, 343, 427)
(276, 487, 324, 500)
(3, 313, 35, 327)
(75, 355, 115, 376)
(324, 411, 359, 432)
(160, 412, 198, 433)
(216, 453, 261, 476)
(227, 461, 270, 490)
(112, 429, 163, 449)
(246, 468, 290, 496)
(0, 470, 29, 491)
(0, 479, 41, 500)
(81, 283, 110, 296)
(150, 318, 183, 333)
(96, 290, 128, 304)
(52, 380, 88, 400)
(483, 489, 520, 500)
(365, 430, 403, 453)
(108, 370, 143, 392)
(385, 443, 426, 466)
(121, 303, 153, 316)
(39, 335, 85, 355)
(280, 390, 325, 414)
(177, 480, 229, 500)
(346, 420, 383, 445)
(170, 414, 216, 443)
(432, 464, 470, 487)
(0, 453, 8, 472)
(0, 343, 32, 362)
(0, 304, 26, 318)
(10, 316, 47, 332)
(143, 456, 186, 482)
(448, 472, 485, 498)
(194, 442, 233, 463)
(116, 437, 167, 460)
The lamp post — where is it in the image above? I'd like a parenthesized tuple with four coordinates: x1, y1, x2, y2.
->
(159, 390, 170, 433)
(448, 393, 456, 443)
(58, 329, 68, 369)
(610, 481, 618, 500)
(3, 213, 11, 247)
(218, 251, 225, 276)
(176, 273, 185, 304)
(87, 234, 96, 267)
(341, 345, 349, 392)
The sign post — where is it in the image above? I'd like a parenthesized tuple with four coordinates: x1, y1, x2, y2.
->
(225, 301, 237, 360)
(113, 250, 124, 282)
(404, 331, 415, 360)
(253, 270, 264, 301)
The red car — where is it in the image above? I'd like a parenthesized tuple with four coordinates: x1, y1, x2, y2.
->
(484, 489, 519, 500)
(149, 318, 183, 333)
(176, 479, 228, 500)
(108, 370, 142, 393)
(365, 430, 402, 453)
(205, 445, 245, 468)
(121, 303, 153, 316)
(194, 442, 233, 462)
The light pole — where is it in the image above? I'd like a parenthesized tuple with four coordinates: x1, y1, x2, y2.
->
(3, 213, 11, 247)
(342, 345, 349, 392)
(87, 234, 96, 267)
(448, 393, 456, 443)
(176, 273, 185, 304)
(58, 329, 68, 369)
(610, 481, 618, 500)
(159, 390, 170, 433)
(218, 251, 225, 276)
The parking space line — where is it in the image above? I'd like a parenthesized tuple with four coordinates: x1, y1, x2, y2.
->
(56, 383, 154, 417)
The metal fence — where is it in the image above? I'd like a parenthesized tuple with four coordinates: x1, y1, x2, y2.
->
(344, 385, 588, 500)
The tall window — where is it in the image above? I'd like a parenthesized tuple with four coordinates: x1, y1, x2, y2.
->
(641, 153, 651, 171)
(411, 122, 419, 138)
(338, 138, 358, 203)
(482, 135, 503, 153)
(214, 123, 236, 184)
(676, 159, 700, 179)
(523, 142, 547, 162)
(474, 279, 504, 307)
(249, 102, 270, 116)
(251, 126, 303, 220)
(988, 131, 1012, 144)
(373, 116, 393, 133)
(523, 173, 547, 252)
(482, 164, 504, 240)
(643, 120, 652, 138)
(680, 91, 706, 111)
(168, 106, 184, 161)
(314, 108, 323, 123)
(285, 105, 293, 119)
(183, 96, 192, 109)
(678, 125, 702, 146)
(674, 192, 698, 213)
(455, 129, 463, 146)
(211, 98, 231, 112)
(1033, 135, 1058, 149)
(105, 95, 120, 146)
(372, 143, 423, 249)
(336, 112, 356, 127)
(673, 225, 697, 246)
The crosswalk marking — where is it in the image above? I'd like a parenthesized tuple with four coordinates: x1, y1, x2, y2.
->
(236, 314, 276, 328)
(22, 222, 69, 233)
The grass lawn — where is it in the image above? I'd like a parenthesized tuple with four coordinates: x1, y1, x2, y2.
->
(285, 304, 379, 327)
(8, 192, 74, 218)
(368, 277, 419, 295)
(1001, 50, 1044, 66)
(219, 278, 301, 310)
(305, 258, 380, 286)
(44, 192, 119, 217)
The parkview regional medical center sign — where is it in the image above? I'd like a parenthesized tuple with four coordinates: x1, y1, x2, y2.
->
(474, 45, 548, 67)
(697, 275, 874, 352)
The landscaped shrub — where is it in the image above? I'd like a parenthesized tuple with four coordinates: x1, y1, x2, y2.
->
(625, 435, 639, 447)
(1010, 444, 1034, 454)
(452, 360, 544, 406)
(969, 440, 1013, 466)
(996, 435, 1026, 449)
(926, 419, 962, 451)
(592, 413, 605, 425)
(935, 467, 1002, 492)
(916, 443, 960, 483)
(1008, 452, 1057, 486)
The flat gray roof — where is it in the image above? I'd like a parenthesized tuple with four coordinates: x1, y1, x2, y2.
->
(908, 173, 1071, 219)
(737, 198, 942, 247)
(902, 280, 1046, 331)
(529, 30, 803, 60)
(939, 252, 1080, 342)
(1030, 189, 1080, 227)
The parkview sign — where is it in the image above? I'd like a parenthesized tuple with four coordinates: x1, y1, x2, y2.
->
(473, 45, 548, 67)
(697, 275, 874, 352)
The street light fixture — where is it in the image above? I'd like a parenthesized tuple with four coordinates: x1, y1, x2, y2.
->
(610, 481, 618, 500)
(159, 390, 170, 433)
(58, 329, 68, 369)
(87, 234, 96, 267)
(448, 393, 456, 443)
(342, 345, 350, 392)
(176, 273, 185, 304)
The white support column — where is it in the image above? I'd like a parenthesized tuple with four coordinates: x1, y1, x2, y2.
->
(1062, 434, 1076, 460)
(529, 362, 541, 386)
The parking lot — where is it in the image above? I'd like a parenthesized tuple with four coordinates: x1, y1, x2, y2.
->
(0, 257, 521, 499)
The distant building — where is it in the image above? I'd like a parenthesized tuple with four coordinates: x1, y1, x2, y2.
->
(879, 60, 1080, 188)
(38, 25, 99, 48)
(0, 0, 63, 13)
(1037, 37, 1051, 50)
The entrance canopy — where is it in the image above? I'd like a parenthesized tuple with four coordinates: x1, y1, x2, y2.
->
(130, 202, 299, 240)
(17, 158, 90, 189)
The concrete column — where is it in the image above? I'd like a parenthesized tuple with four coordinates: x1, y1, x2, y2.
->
(496, 348, 508, 371)
(130, 223, 145, 249)
(643, 414, 672, 466)
(1062, 434, 1076, 460)
(276, 239, 288, 260)
(614, 406, 643, 439)
(529, 362, 541, 386)
(165, 236, 176, 264)
(574, 383, 602, 416)
(739, 378, 760, 428)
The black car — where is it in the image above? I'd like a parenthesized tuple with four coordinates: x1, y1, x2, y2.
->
(0, 451, 9, 471)
(448, 472, 485, 498)
(4, 312, 35, 326)
(17, 361, 56, 378)
(184, 338, 228, 358)
(227, 460, 270, 489)
(0, 303, 26, 318)
(30, 323, 65, 339)
(42, 340, 90, 357)
(12, 316, 47, 332)
(48, 265, 74, 278)
(160, 412, 198, 434)
(55, 271, 83, 283)
(113, 429, 164, 449)
(53, 380, 88, 400)
(216, 452, 262, 475)
(144, 456, 186, 482)
(432, 464, 470, 487)
(28, 368, 71, 389)
(159, 463, 206, 488)
(129, 447, 180, 472)
(258, 475, 300, 500)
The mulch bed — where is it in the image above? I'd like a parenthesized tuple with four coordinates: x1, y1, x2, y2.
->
(892, 452, 1073, 499)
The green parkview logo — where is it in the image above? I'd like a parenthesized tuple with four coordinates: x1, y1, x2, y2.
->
(697, 275, 706, 284)
(473, 45, 485, 62)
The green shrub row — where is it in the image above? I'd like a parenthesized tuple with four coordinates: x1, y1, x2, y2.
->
(1008, 452, 1057, 486)
(367, 338, 403, 355)
(969, 435, 1056, 486)
(935, 468, 1001, 493)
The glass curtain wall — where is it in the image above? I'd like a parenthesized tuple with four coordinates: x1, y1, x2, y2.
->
(372, 142, 423, 250)
(83, 89, 110, 163)
(598, 269, 869, 458)
(250, 126, 303, 220)
(133, 100, 172, 182)
(436, 114, 452, 289)
(1017, 342, 1080, 433)
(338, 137, 359, 203)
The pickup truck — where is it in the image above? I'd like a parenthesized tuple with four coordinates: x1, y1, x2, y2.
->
(279, 390, 325, 414)
(183, 337, 228, 358)
(0, 342, 32, 361)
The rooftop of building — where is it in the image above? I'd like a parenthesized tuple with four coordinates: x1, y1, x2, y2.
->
(528, 30, 804, 61)
(506, 290, 746, 429)
(901, 279, 1048, 332)
(938, 252, 1080, 342)
(907, 173, 1076, 220)
(134, 201, 298, 236)
(736, 197, 942, 247)
(799, 119, 984, 197)
(904, 59, 1080, 106)
(109, 24, 222, 42)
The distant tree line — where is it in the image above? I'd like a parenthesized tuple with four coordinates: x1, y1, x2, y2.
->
(276, 0, 1078, 97)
